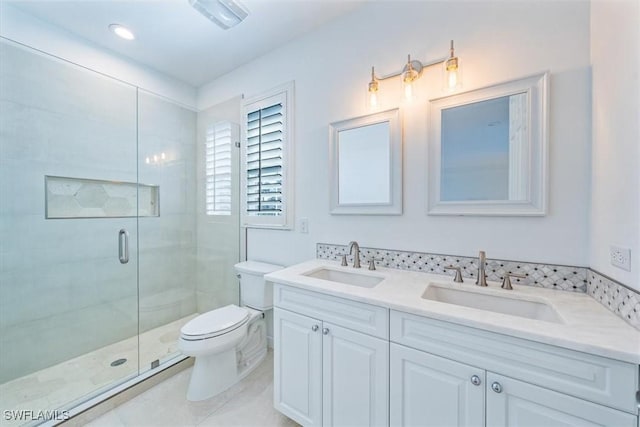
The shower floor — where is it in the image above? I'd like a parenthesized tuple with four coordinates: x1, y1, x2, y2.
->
(0, 313, 197, 427)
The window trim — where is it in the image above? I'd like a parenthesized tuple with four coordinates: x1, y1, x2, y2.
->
(240, 81, 294, 229)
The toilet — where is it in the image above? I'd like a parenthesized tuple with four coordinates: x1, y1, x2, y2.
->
(178, 260, 282, 401)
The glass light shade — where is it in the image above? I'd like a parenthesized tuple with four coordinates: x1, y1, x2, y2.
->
(444, 56, 462, 90)
(402, 67, 418, 101)
(368, 76, 379, 109)
(403, 80, 414, 100)
(368, 90, 378, 108)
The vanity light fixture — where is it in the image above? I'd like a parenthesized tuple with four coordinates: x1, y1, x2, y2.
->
(367, 40, 462, 107)
(444, 40, 461, 90)
(368, 67, 379, 108)
(189, 0, 249, 30)
(401, 54, 420, 100)
(108, 24, 135, 41)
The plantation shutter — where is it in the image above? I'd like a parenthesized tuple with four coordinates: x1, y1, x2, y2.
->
(241, 82, 294, 229)
(205, 121, 234, 215)
(245, 103, 283, 216)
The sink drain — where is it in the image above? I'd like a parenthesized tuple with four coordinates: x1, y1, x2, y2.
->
(110, 358, 127, 367)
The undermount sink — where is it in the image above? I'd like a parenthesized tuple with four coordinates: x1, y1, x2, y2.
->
(422, 284, 564, 323)
(303, 268, 383, 288)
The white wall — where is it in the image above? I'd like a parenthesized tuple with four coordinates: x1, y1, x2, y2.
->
(0, 2, 196, 109)
(198, 1, 592, 268)
(589, 0, 640, 291)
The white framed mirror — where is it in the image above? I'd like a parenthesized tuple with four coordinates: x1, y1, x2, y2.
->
(329, 108, 402, 215)
(427, 72, 549, 216)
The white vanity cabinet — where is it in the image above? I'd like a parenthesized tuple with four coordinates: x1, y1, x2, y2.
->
(390, 310, 639, 427)
(390, 343, 637, 427)
(273, 284, 389, 427)
(390, 343, 485, 427)
(485, 373, 637, 426)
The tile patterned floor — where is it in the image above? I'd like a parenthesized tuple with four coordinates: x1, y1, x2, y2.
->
(85, 350, 298, 427)
(0, 315, 197, 427)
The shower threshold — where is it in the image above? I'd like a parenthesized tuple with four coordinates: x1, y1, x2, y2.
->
(0, 314, 198, 427)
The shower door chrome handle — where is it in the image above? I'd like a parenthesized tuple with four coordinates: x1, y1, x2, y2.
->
(118, 229, 129, 264)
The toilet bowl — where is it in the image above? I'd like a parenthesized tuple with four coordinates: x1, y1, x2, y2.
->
(178, 261, 282, 401)
(179, 305, 262, 401)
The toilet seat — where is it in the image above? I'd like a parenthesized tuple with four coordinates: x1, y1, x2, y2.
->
(180, 305, 250, 341)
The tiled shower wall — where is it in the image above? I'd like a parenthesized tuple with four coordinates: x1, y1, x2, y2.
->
(317, 243, 640, 330)
(0, 41, 197, 382)
(138, 90, 197, 334)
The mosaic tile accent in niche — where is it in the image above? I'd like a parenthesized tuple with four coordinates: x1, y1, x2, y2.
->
(587, 270, 640, 330)
(45, 175, 159, 218)
(317, 243, 588, 292)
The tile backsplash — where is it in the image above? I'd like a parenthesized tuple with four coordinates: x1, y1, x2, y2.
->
(317, 243, 640, 330)
(587, 270, 640, 330)
(317, 243, 588, 292)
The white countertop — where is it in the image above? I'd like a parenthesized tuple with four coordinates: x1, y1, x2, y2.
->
(265, 259, 640, 364)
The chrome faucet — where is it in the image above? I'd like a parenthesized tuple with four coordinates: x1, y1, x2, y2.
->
(475, 251, 488, 287)
(348, 241, 361, 268)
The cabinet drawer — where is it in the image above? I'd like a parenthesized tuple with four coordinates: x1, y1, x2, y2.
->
(390, 310, 638, 414)
(274, 284, 388, 339)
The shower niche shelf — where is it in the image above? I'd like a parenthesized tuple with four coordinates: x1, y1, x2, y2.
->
(45, 175, 159, 219)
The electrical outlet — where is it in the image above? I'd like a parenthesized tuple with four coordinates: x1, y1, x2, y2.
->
(299, 217, 309, 234)
(610, 246, 631, 271)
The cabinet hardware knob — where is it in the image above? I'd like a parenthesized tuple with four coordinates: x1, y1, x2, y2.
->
(311, 325, 319, 332)
(470, 375, 482, 386)
(322, 328, 330, 335)
(491, 382, 503, 393)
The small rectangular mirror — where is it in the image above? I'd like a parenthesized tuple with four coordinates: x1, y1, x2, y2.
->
(329, 108, 402, 215)
(428, 72, 549, 216)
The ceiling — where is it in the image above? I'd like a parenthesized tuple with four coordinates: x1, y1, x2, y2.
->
(7, 0, 366, 87)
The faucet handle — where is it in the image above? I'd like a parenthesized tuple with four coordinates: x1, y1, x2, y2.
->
(368, 258, 381, 271)
(341, 254, 348, 266)
(444, 265, 464, 283)
(501, 272, 526, 290)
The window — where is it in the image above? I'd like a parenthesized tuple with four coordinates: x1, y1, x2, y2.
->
(241, 82, 294, 228)
(205, 121, 237, 216)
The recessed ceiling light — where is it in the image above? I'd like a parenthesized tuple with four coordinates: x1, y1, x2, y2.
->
(109, 24, 135, 41)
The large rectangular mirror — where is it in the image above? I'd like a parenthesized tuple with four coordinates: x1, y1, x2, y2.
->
(427, 72, 549, 215)
(329, 108, 402, 215)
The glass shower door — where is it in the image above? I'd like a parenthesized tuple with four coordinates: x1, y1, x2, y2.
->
(136, 90, 198, 373)
(0, 39, 140, 423)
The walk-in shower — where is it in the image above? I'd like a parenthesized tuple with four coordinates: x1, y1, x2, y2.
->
(0, 38, 241, 426)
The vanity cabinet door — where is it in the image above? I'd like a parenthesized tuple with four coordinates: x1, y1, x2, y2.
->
(322, 322, 389, 427)
(390, 343, 485, 427)
(486, 373, 637, 427)
(274, 308, 323, 427)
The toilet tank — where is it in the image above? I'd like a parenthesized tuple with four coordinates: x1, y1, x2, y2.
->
(234, 261, 283, 310)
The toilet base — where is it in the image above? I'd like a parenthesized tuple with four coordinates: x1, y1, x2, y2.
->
(187, 348, 237, 401)
(185, 314, 267, 401)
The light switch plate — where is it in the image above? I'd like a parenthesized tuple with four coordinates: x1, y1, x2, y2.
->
(610, 246, 631, 271)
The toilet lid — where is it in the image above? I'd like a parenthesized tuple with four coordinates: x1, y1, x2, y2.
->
(181, 305, 249, 338)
